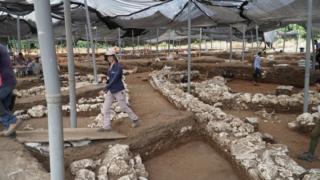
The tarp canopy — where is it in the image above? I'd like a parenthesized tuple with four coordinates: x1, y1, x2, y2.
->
(0, 13, 35, 39)
(0, 0, 319, 42)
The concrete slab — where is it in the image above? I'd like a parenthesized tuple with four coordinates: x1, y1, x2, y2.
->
(16, 128, 126, 143)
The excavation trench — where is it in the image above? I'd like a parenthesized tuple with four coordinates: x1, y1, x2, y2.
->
(26, 114, 249, 180)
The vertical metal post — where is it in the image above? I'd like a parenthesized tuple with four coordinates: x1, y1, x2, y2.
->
(256, 24, 259, 52)
(64, 0, 77, 128)
(84, 0, 98, 83)
(199, 28, 202, 55)
(229, 25, 233, 62)
(211, 38, 213, 49)
(85, 25, 90, 62)
(282, 36, 286, 52)
(118, 28, 121, 58)
(156, 28, 159, 57)
(303, 0, 313, 113)
(312, 32, 316, 71)
(296, 33, 299, 53)
(204, 34, 207, 51)
(34, 1, 65, 179)
(172, 30, 175, 53)
(187, 0, 192, 93)
(16, 15, 21, 53)
(242, 24, 246, 61)
(251, 31, 254, 49)
(131, 29, 134, 54)
(168, 30, 171, 54)
(137, 35, 140, 52)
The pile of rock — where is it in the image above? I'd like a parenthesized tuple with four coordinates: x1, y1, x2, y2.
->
(15, 85, 45, 98)
(15, 74, 107, 98)
(14, 76, 130, 125)
(288, 112, 319, 132)
(191, 76, 320, 112)
(149, 69, 319, 179)
(70, 144, 148, 180)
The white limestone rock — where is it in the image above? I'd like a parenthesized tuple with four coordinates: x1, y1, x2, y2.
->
(252, 93, 268, 104)
(277, 95, 290, 107)
(134, 155, 148, 178)
(70, 159, 98, 175)
(27, 105, 47, 118)
(108, 158, 132, 177)
(257, 163, 278, 180)
(245, 117, 259, 129)
(74, 169, 95, 180)
(97, 165, 108, 180)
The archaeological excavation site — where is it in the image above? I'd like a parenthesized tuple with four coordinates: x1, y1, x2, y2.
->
(0, 0, 320, 180)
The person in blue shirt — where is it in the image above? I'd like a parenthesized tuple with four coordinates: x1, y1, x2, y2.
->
(100, 49, 139, 131)
(253, 52, 262, 85)
(0, 44, 20, 136)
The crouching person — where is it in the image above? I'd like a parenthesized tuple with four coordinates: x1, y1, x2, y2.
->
(0, 44, 20, 136)
(99, 49, 139, 131)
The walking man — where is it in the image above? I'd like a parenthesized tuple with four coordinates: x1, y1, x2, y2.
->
(0, 44, 20, 136)
(253, 52, 262, 85)
(100, 49, 139, 131)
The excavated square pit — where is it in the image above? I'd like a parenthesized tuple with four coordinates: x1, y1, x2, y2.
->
(145, 140, 241, 180)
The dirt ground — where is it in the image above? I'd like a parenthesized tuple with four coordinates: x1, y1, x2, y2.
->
(145, 141, 241, 180)
(225, 110, 320, 169)
(3, 52, 318, 179)
(227, 79, 306, 95)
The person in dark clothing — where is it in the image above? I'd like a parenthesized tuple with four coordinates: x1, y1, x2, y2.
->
(0, 44, 20, 136)
(99, 49, 139, 131)
(298, 78, 320, 162)
(315, 40, 320, 69)
(253, 52, 262, 85)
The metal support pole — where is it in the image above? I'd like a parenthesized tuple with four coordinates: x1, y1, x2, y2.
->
(34, 1, 65, 179)
(118, 28, 121, 58)
(172, 30, 175, 53)
(187, 0, 192, 93)
(84, 0, 98, 83)
(137, 36, 140, 52)
(85, 25, 90, 62)
(16, 15, 21, 53)
(282, 36, 286, 52)
(242, 25, 246, 61)
(156, 28, 159, 57)
(199, 28, 202, 55)
(303, 0, 313, 113)
(229, 25, 233, 62)
(168, 30, 171, 54)
(204, 36, 207, 51)
(211, 38, 213, 49)
(251, 31, 254, 49)
(131, 29, 134, 54)
(256, 25, 259, 52)
(312, 32, 316, 71)
(296, 33, 299, 53)
(64, 0, 77, 128)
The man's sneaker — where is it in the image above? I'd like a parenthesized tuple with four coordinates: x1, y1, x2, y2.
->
(4, 118, 21, 137)
(132, 120, 139, 128)
(98, 126, 112, 132)
(298, 152, 314, 162)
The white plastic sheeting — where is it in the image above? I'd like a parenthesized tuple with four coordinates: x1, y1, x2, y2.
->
(1, 0, 320, 42)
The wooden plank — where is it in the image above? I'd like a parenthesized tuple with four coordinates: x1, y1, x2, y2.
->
(16, 128, 126, 143)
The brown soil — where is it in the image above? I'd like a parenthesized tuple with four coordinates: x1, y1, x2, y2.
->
(227, 79, 304, 95)
(225, 110, 320, 169)
(145, 140, 241, 180)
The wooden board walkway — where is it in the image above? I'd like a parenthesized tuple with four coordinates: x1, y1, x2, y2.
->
(16, 128, 126, 143)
